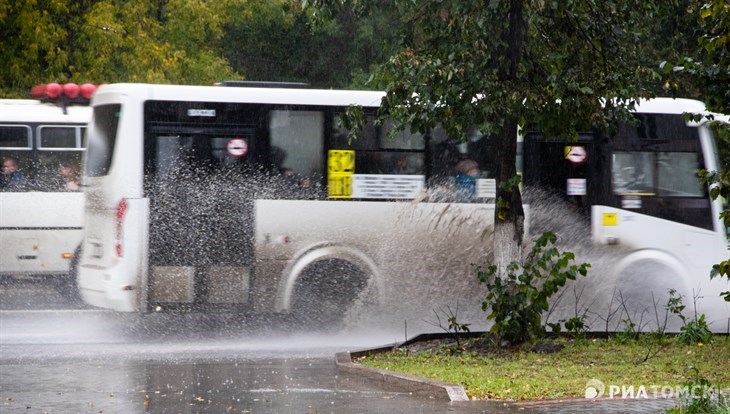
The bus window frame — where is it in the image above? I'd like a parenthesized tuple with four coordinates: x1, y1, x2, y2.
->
(37, 125, 85, 150)
(0, 125, 33, 150)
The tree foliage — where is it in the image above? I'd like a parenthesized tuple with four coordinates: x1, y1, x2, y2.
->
(221, 0, 400, 89)
(0, 0, 402, 97)
(668, 0, 730, 114)
(0, 0, 239, 97)
(308, 0, 670, 270)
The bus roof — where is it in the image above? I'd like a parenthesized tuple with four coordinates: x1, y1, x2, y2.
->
(91, 83, 386, 108)
(0, 99, 91, 124)
(90, 84, 719, 125)
(632, 97, 707, 115)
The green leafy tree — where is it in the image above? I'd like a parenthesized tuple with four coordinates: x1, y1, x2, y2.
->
(0, 0, 75, 96)
(672, 0, 730, 301)
(72, 0, 237, 85)
(309, 0, 663, 270)
(0, 0, 239, 97)
(222, 0, 400, 89)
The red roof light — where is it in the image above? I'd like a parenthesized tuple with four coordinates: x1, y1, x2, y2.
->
(80, 83, 96, 99)
(46, 83, 62, 99)
(29, 82, 101, 112)
(63, 83, 79, 99)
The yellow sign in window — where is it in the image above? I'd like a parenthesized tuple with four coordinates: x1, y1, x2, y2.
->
(328, 150, 355, 198)
(603, 213, 618, 226)
(328, 173, 353, 198)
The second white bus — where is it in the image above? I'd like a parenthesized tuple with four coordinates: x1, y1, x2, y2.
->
(1, 95, 91, 293)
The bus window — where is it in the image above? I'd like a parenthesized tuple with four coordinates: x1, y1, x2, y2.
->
(0, 125, 32, 148)
(612, 152, 655, 195)
(657, 152, 704, 197)
(331, 114, 425, 174)
(428, 127, 497, 201)
(379, 120, 426, 150)
(36, 126, 84, 192)
(85, 104, 120, 177)
(330, 113, 426, 199)
(39, 125, 78, 148)
(270, 110, 324, 181)
(0, 126, 32, 191)
(612, 151, 705, 200)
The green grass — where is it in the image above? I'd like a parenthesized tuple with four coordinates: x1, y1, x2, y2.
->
(360, 336, 730, 400)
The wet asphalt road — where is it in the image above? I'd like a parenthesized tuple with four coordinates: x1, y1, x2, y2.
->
(0, 278, 678, 413)
(0, 278, 505, 413)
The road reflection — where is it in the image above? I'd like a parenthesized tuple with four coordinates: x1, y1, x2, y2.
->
(1, 307, 510, 414)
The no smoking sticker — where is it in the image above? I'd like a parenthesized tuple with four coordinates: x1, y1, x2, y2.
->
(227, 138, 248, 157)
(564, 145, 587, 163)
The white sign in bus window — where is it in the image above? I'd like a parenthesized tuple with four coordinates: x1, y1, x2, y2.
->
(187, 109, 216, 117)
(477, 178, 496, 198)
(622, 196, 642, 209)
(352, 174, 425, 199)
(567, 178, 587, 195)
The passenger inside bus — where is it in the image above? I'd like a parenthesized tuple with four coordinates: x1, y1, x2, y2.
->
(0, 157, 27, 191)
(58, 161, 80, 191)
(389, 154, 417, 174)
(454, 158, 480, 200)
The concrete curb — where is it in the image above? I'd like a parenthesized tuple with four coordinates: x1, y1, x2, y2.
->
(334, 349, 469, 401)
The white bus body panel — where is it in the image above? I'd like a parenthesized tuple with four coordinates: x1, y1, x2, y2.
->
(253, 199, 499, 318)
(0, 192, 83, 275)
(0, 99, 91, 123)
(78, 197, 148, 311)
(592, 205, 729, 329)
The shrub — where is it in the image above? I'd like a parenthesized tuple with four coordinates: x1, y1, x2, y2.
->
(478, 232, 590, 345)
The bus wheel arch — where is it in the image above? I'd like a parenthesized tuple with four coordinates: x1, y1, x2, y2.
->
(610, 249, 690, 330)
(277, 244, 382, 327)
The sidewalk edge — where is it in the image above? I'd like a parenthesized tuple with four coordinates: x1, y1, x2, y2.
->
(334, 350, 469, 401)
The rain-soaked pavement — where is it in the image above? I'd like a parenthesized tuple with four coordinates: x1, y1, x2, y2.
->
(1, 278, 678, 413)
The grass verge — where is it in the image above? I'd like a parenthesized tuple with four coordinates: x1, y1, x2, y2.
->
(359, 335, 730, 401)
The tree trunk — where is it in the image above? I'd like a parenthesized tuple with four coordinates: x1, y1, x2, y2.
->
(494, 121, 525, 271)
(493, 0, 526, 272)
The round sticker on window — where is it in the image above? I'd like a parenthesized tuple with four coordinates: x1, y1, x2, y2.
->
(564, 145, 587, 163)
(227, 138, 248, 157)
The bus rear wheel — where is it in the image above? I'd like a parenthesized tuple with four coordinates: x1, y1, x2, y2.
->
(55, 245, 82, 303)
(289, 259, 369, 331)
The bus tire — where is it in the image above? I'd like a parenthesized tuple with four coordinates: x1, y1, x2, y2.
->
(56, 245, 82, 302)
(289, 258, 369, 331)
(612, 255, 688, 333)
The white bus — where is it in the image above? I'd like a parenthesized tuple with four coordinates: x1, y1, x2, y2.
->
(78, 83, 499, 329)
(78, 83, 728, 332)
(523, 99, 729, 332)
(0, 89, 93, 293)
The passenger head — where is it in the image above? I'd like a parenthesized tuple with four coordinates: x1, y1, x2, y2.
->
(2, 158, 19, 175)
(59, 161, 79, 180)
(455, 159, 479, 177)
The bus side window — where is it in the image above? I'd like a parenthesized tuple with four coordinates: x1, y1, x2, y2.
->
(332, 115, 426, 175)
(37, 126, 83, 192)
(0, 125, 32, 191)
(269, 110, 325, 196)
